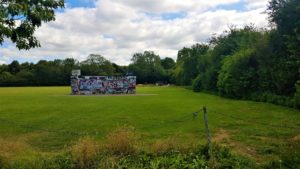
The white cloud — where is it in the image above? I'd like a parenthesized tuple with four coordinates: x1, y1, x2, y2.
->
(244, 0, 269, 9)
(0, 60, 6, 65)
(0, 0, 269, 65)
(108, 0, 241, 13)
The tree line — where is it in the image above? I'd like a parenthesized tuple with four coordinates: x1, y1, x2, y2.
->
(0, 0, 299, 109)
(174, 0, 300, 109)
(0, 52, 175, 86)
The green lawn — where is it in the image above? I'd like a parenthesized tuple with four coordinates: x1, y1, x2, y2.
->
(0, 86, 299, 162)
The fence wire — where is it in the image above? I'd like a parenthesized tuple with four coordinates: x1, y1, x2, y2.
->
(0, 107, 298, 137)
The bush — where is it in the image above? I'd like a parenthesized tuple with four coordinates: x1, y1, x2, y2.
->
(192, 75, 202, 92)
(250, 92, 295, 108)
(217, 49, 258, 98)
(294, 81, 300, 109)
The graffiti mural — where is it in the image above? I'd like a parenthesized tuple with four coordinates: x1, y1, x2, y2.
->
(71, 76, 136, 95)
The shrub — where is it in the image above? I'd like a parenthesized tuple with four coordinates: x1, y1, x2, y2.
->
(251, 92, 295, 108)
(217, 49, 258, 99)
(192, 75, 202, 92)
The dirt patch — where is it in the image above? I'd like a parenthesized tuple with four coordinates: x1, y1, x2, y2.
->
(229, 141, 260, 162)
(290, 134, 300, 142)
(0, 138, 30, 159)
(0, 132, 46, 160)
(213, 128, 261, 163)
(213, 128, 231, 143)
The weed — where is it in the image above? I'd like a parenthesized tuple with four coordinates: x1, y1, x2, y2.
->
(150, 137, 179, 154)
(70, 137, 100, 169)
(105, 127, 137, 155)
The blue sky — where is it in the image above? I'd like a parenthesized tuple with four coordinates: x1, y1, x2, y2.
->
(66, 0, 96, 8)
(0, 0, 269, 65)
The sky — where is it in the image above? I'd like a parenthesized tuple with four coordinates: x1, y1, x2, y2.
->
(0, 0, 270, 65)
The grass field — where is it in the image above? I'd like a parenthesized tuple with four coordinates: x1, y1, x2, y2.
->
(0, 86, 299, 165)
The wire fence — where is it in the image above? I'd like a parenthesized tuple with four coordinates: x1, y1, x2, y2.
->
(137, 109, 201, 130)
(0, 107, 298, 137)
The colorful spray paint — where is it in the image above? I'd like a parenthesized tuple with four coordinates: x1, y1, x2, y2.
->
(71, 76, 136, 95)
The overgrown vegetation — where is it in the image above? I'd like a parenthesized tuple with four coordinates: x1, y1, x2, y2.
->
(1, 127, 298, 169)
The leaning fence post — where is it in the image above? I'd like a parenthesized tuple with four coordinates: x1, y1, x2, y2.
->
(203, 106, 212, 157)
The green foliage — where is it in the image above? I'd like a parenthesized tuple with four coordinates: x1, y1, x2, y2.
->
(128, 51, 167, 84)
(173, 0, 300, 109)
(7, 60, 20, 74)
(204, 26, 262, 91)
(280, 150, 300, 169)
(267, 0, 300, 57)
(0, 71, 14, 86)
(161, 57, 175, 70)
(81, 54, 115, 76)
(0, 51, 174, 86)
(217, 49, 258, 98)
(294, 81, 300, 109)
(251, 92, 294, 107)
(262, 142, 300, 169)
(0, 144, 257, 169)
(192, 74, 202, 92)
(255, 31, 298, 96)
(0, 0, 64, 50)
(174, 44, 209, 85)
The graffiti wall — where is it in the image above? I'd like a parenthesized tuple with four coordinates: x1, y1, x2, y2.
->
(71, 76, 136, 95)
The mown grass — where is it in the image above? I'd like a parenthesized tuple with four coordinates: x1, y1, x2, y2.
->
(0, 86, 299, 167)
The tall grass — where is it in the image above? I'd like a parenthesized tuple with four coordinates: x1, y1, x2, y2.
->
(105, 127, 137, 155)
(0, 127, 298, 169)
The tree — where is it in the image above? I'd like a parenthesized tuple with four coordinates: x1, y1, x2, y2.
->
(217, 49, 258, 98)
(267, 0, 300, 95)
(8, 60, 20, 74)
(161, 57, 175, 70)
(128, 51, 165, 84)
(112, 63, 128, 76)
(0, 71, 14, 86)
(161, 57, 175, 83)
(0, 0, 64, 50)
(62, 58, 79, 84)
(267, 0, 300, 45)
(81, 54, 115, 76)
(174, 44, 209, 85)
